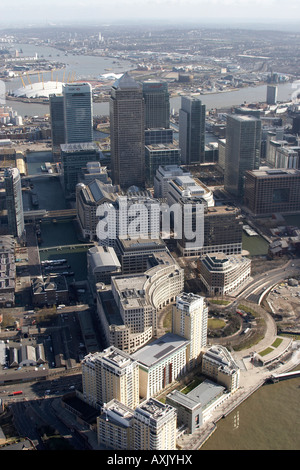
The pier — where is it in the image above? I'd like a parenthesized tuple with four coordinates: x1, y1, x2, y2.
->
(269, 370, 300, 383)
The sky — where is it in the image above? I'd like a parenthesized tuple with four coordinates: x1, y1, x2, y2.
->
(0, 0, 300, 27)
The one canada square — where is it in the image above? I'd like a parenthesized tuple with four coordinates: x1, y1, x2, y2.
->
(110, 73, 145, 189)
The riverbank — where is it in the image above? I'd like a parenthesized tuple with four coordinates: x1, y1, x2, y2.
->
(177, 341, 300, 450)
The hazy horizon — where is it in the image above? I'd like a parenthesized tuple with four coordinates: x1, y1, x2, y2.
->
(0, 0, 299, 31)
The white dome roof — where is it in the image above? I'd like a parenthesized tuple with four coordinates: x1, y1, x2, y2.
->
(13, 81, 63, 98)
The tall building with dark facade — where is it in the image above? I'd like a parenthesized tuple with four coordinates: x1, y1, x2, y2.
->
(145, 142, 181, 185)
(49, 94, 65, 158)
(179, 96, 206, 165)
(4, 167, 24, 239)
(60, 142, 100, 199)
(224, 115, 261, 197)
(110, 73, 145, 189)
(244, 168, 300, 216)
(62, 83, 93, 144)
(142, 81, 170, 130)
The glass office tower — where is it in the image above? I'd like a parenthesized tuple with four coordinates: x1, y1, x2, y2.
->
(224, 114, 261, 197)
(142, 81, 170, 130)
(63, 83, 93, 144)
(179, 96, 206, 165)
(110, 73, 145, 189)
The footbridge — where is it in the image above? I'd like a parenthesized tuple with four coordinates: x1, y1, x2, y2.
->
(24, 209, 77, 222)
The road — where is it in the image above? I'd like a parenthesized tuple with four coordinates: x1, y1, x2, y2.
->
(237, 259, 300, 304)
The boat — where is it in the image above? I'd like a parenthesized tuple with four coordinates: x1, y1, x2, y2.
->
(31, 192, 39, 207)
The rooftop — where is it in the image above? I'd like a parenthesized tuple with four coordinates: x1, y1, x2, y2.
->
(132, 332, 189, 368)
(60, 142, 99, 153)
(246, 167, 300, 178)
(113, 72, 141, 91)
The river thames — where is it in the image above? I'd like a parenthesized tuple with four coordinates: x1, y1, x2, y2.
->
(15, 41, 300, 450)
(3, 41, 300, 117)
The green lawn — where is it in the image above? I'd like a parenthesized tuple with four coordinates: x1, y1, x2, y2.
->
(181, 377, 202, 394)
(259, 347, 274, 356)
(271, 338, 283, 348)
(208, 318, 226, 329)
(209, 299, 231, 305)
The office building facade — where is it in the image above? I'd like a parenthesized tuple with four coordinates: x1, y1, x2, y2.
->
(62, 82, 93, 144)
(179, 96, 206, 165)
(244, 168, 300, 216)
(198, 252, 251, 296)
(145, 143, 181, 185)
(110, 73, 145, 189)
(60, 142, 100, 198)
(224, 115, 261, 197)
(145, 128, 173, 146)
(49, 94, 65, 158)
(4, 167, 24, 239)
(142, 81, 170, 129)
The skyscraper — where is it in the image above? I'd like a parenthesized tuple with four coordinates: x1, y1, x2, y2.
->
(179, 96, 206, 165)
(49, 94, 65, 158)
(172, 292, 208, 369)
(4, 167, 24, 239)
(110, 73, 145, 189)
(142, 81, 170, 129)
(224, 114, 261, 197)
(266, 85, 278, 105)
(62, 82, 93, 144)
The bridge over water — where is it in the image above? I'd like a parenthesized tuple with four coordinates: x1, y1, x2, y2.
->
(24, 208, 77, 222)
(39, 243, 94, 253)
(23, 173, 60, 180)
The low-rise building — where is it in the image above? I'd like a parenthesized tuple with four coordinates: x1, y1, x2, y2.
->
(31, 274, 69, 306)
(198, 252, 251, 296)
(87, 245, 121, 292)
(202, 345, 240, 392)
(166, 379, 225, 434)
(0, 235, 15, 307)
